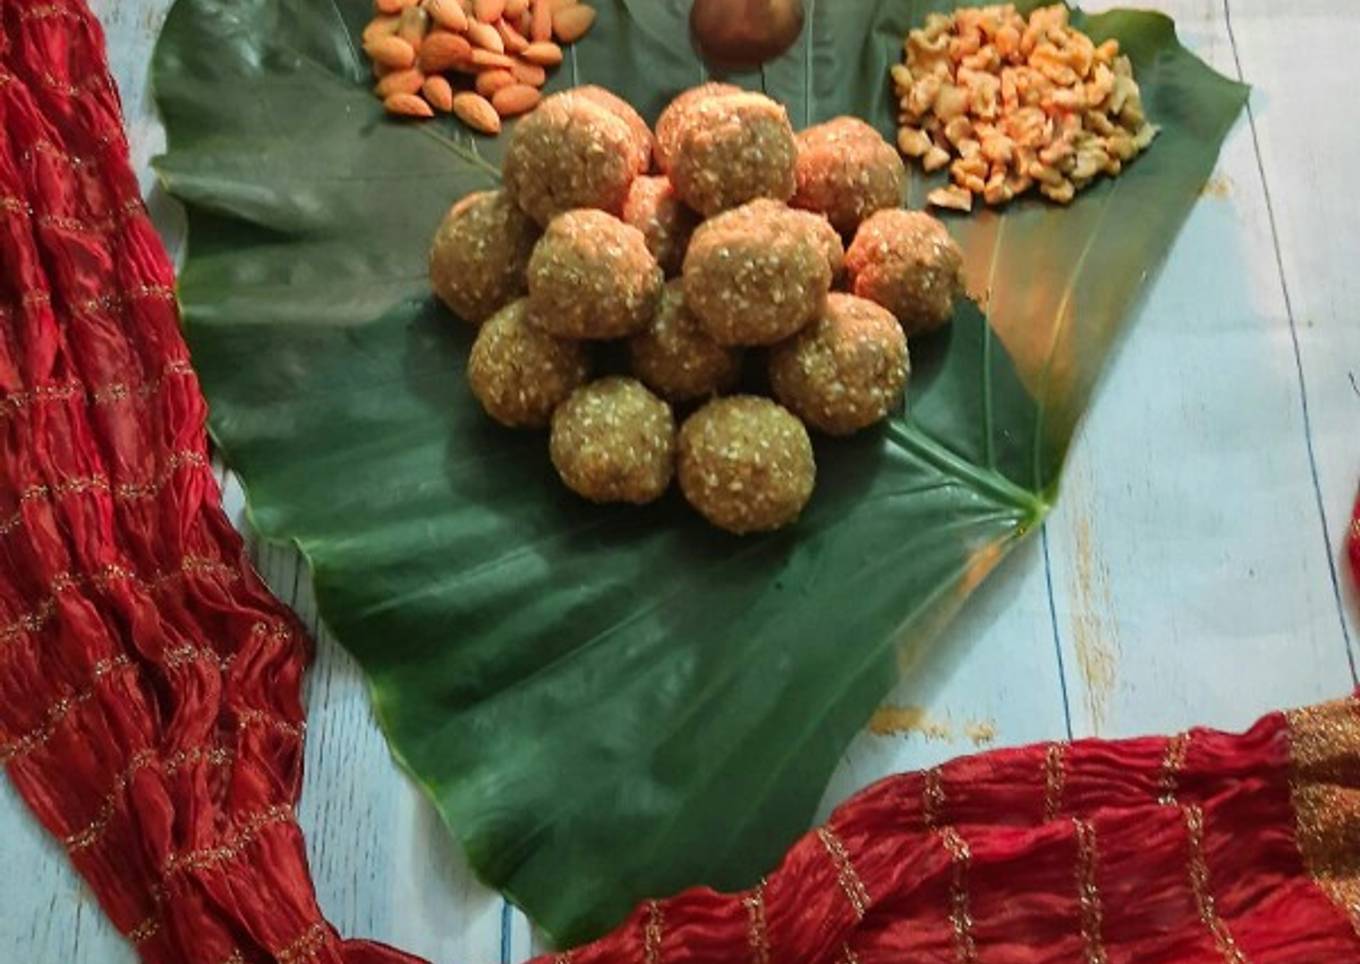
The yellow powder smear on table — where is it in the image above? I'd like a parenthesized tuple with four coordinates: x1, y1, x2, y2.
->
(1201, 173, 1233, 199)
(868, 704, 952, 741)
(868, 706, 1000, 746)
(964, 720, 997, 746)
(1070, 508, 1119, 735)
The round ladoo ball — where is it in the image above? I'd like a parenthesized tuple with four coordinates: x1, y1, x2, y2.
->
(622, 176, 700, 277)
(574, 85, 655, 174)
(629, 280, 742, 403)
(654, 82, 742, 173)
(467, 298, 591, 428)
(503, 91, 648, 226)
(737, 199, 843, 281)
(682, 199, 831, 346)
(711, 197, 842, 283)
(428, 190, 539, 324)
(677, 396, 815, 534)
(769, 293, 909, 435)
(668, 91, 798, 216)
(527, 209, 663, 340)
(550, 377, 676, 504)
(784, 206, 844, 281)
(845, 209, 964, 336)
(792, 117, 907, 236)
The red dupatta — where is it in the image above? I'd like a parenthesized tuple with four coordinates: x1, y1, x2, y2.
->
(539, 696, 1360, 962)
(3, 2, 1359, 961)
(0, 1, 417, 960)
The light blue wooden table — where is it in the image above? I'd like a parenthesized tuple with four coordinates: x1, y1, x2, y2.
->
(2, 1, 1356, 960)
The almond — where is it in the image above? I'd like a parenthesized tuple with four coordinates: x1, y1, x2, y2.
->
(365, 35, 417, 69)
(422, 75, 455, 111)
(520, 40, 562, 66)
(466, 20, 504, 52)
(453, 91, 502, 133)
(515, 8, 532, 34)
(474, 0, 505, 21)
(492, 83, 540, 117)
(552, 3, 594, 43)
(530, 0, 552, 41)
(375, 67, 425, 98)
(497, 17, 530, 53)
(375, 0, 408, 14)
(419, 30, 473, 70)
(547, 0, 576, 11)
(422, 0, 467, 31)
(505, 0, 529, 16)
(470, 48, 516, 69)
(362, 15, 400, 45)
(510, 58, 546, 86)
(385, 92, 434, 117)
(397, 5, 430, 49)
(476, 68, 517, 97)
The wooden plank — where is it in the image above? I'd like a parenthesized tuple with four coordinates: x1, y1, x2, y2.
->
(1044, 0, 1355, 739)
(1222, 0, 1360, 653)
(94, 0, 187, 262)
(0, 781, 132, 962)
(0, 6, 187, 960)
(8, 1, 1357, 962)
(819, 537, 1071, 816)
(256, 539, 506, 961)
(226, 481, 510, 958)
(0, 1, 504, 959)
(517, 536, 1074, 955)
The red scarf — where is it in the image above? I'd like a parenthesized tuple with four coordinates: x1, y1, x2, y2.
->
(2, 2, 1358, 962)
(0, 1, 417, 960)
(541, 695, 1360, 962)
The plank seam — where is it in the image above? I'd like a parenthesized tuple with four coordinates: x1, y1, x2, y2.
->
(1222, 0, 1357, 684)
(1043, 526, 1075, 740)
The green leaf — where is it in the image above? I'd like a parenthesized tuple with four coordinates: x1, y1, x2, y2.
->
(152, 0, 1245, 945)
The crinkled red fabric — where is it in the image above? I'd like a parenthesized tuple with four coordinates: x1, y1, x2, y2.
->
(539, 704, 1360, 963)
(0, 1, 421, 962)
(5, 3, 1360, 964)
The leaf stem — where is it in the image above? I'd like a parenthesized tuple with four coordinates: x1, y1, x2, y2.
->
(416, 125, 502, 180)
(889, 422, 1048, 527)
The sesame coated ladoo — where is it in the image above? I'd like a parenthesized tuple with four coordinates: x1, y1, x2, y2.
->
(667, 91, 798, 216)
(503, 90, 647, 225)
(622, 175, 700, 277)
(677, 396, 816, 534)
(629, 280, 742, 403)
(769, 293, 909, 435)
(792, 117, 907, 236)
(467, 298, 591, 428)
(428, 190, 539, 323)
(845, 209, 964, 336)
(682, 199, 830, 346)
(550, 377, 676, 504)
(527, 209, 663, 340)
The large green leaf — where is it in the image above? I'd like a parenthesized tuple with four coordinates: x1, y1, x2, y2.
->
(152, 0, 1245, 945)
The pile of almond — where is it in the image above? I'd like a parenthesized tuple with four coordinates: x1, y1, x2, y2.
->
(362, 0, 597, 132)
(892, 3, 1159, 211)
